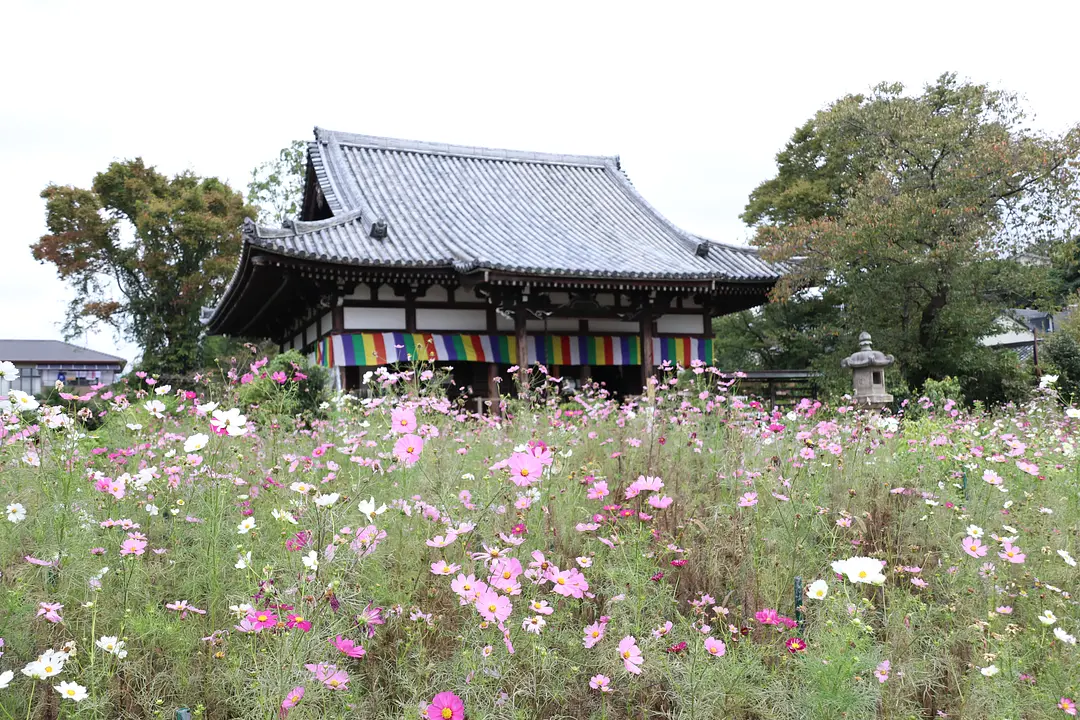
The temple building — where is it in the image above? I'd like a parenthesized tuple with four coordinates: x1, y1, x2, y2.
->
(205, 128, 785, 396)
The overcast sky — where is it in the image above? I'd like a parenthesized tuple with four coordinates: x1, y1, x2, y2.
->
(3, 0, 1079, 366)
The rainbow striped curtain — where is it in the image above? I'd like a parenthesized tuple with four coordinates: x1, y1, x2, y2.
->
(317, 333, 711, 368)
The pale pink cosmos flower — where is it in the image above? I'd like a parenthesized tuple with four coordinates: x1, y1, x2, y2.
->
(874, 660, 890, 683)
(165, 600, 206, 619)
(738, 492, 759, 507)
(618, 636, 644, 674)
(37, 602, 63, 623)
(507, 452, 543, 487)
(430, 560, 461, 576)
(120, 537, 147, 556)
(549, 568, 589, 598)
(586, 481, 609, 500)
(451, 574, 486, 604)
(648, 495, 674, 510)
(390, 407, 417, 434)
(704, 637, 726, 657)
(589, 674, 612, 692)
(962, 537, 988, 558)
(998, 542, 1026, 564)
(281, 686, 304, 716)
(304, 663, 349, 690)
(583, 621, 607, 648)
(393, 434, 424, 466)
(475, 588, 512, 623)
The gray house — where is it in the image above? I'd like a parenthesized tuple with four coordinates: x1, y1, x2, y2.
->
(0, 340, 126, 396)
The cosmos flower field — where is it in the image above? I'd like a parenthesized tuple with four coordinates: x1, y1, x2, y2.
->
(1, 362, 1078, 720)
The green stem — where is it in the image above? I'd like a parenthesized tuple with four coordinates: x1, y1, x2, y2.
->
(24, 681, 35, 720)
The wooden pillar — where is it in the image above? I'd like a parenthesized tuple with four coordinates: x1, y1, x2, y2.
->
(640, 302, 653, 391)
(515, 308, 528, 388)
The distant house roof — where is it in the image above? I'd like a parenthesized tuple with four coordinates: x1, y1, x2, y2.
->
(0, 339, 126, 366)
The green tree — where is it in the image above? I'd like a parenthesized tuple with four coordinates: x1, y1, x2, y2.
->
(748, 74, 1080, 392)
(247, 140, 306, 225)
(32, 159, 253, 376)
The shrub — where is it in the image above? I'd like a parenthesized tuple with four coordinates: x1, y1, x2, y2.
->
(236, 350, 329, 419)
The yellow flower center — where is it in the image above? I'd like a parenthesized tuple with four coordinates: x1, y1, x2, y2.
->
(557, 578, 566, 585)
(622, 651, 631, 659)
(442, 709, 453, 719)
(520, 469, 530, 476)
(502, 571, 512, 579)
(488, 605, 497, 613)
(406, 446, 415, 453)
(858, 571, 867, 578)
(329, 680, 339, 687)
(294, 616, 304, 623)
(67, 689, 75, 696)
(591, 631, 599, 638)
(710, 647, 718, 654)
(464, 584, 472, 591)
(258, 615, 268, 622)
(45, 665, 54, 673)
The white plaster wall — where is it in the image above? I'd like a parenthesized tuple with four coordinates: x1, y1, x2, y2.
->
(657, 315, 705, 334)
(306, 322, 318, 344)
(416, 308, 488, 331)
(344, 307, 407, 330)
(526, 318, 579, 332)
(345, 284, 372, 301)
(418, 285, 449, 302)
(455, 287, 483, 303)
(321, 311, 334, 334)
(589, 319, 639, 333)
(496, 313, 514, 331)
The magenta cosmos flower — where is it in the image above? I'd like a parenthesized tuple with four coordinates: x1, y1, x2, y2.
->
(426, 691, 465, 720)
(280, 686, 304, 715)
(618, 635, 644, 674)
(332, 635, 366, 658)
(393, 434, 424, 466)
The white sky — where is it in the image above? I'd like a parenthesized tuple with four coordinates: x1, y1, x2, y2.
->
(2, 0, 1078, 367)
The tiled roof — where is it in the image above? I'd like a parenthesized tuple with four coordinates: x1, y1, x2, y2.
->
(0, 339, 126, 365)
(247, 128, 784, 282)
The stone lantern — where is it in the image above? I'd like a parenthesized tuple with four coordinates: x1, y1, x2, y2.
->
(841, 332, 894, 408)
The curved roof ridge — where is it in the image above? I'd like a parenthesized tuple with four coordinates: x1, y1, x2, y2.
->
(250, 208, 367, 239)
(314, 127, 615, 168)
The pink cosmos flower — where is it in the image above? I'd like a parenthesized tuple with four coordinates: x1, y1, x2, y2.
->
(618, 635, 644, 674)
(754, 608, 780, 625)
(507, 452, 543, 487)
(451, 574, 486, 604)
(426, 691, 464, 720)
(996, 606, 1013, 614)
(998, 542, 1026, 564)
(332, 635, 366, 658)
(1059, 698, 1077, 716)
(286, 614, 311, 632)
(489, 558, 523, 589)
(166, 600, 206, 619)
(393, 434, 424, 466)
(738, 492, 759, 507)
(648, 495, 674, 509)
(587, 481, 609, 500)
(305, 662, 349, 690)
(120, 537, 147, 556)
(583, 621, 607, 648)
(248, 610, 279, 630)
(549, 567, 589, 598)
(704, 637, 726, 657)
(280, 686, 304, 716)
(37, 602, 63, 623)
(430, 560, 461, 576)
(874, 659, 890, 683)
(391, 407, 418, 434)
(475, 588, 512, 623)
(589, 674, 612, 692)
(962, 537, 988, 558)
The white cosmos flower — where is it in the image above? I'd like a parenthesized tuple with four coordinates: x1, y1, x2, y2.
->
(314, 493, 340, 508)
(95, 636, 126, 657)
(145, 504, 159, 517)
(289, 482, 313, 495)
(23, 650, 65, 679)
(10, 391, 39, 413)
(1038, 610, 1057, 626)
(979, 665, 999, 677)
(54, 681, 88, 702)
(183, 433, 210, 453)
(211, 407, 248, 437)
(235, 551, 252, 570)
(144, 399, 166, 418)
(0, 669, 13, 689)
(0, 361, 20, 382)
(807, 579, 828, 600)
(271, 509, 298, 524)
(154, 384, 172, 396)
(1039, 374, 1058, 388)
(1053, 627, 1076, 644)
(237, 517, 257, 534)
(358, 496, 387, 521)
(125, 423, 142, 431)
(229, 603, 253, 618)
(965, 525, 983, 539)
(6, 503, 27, 523)
(1066, 407, 1080, 419)
(301, 551, 318, 571)
(831, 556, 886, 585)
(196, 401, 218, 414)
(1058, 549, 1077, 568)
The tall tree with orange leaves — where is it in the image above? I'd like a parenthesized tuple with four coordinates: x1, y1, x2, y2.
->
(32, 159, 253, 375)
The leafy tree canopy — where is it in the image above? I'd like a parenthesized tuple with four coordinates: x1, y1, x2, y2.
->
(32, 159, 254, 376)
(745, 73, 1080, 391)
(247, 140, 306, 225)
